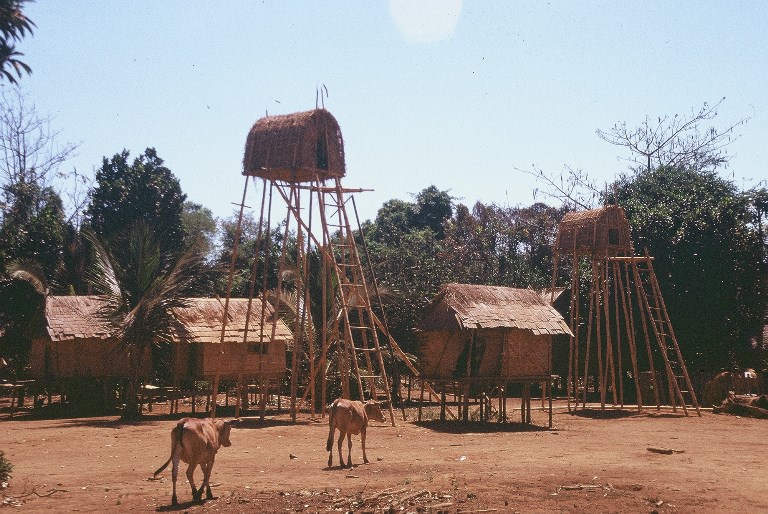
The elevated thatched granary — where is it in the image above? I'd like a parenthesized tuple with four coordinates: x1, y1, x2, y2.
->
(243, 108, 345, 183)
(171, 298, 292, 381)
(417, 284, 572, 381)
(554, 205, 632, 257)
(30, 295, 150, 381)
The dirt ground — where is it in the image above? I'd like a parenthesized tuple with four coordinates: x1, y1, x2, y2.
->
(0, 399, 766, 513)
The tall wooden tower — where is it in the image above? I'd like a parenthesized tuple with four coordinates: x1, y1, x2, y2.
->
(211, 109, 404, 425)
(552, 205, 700, 415)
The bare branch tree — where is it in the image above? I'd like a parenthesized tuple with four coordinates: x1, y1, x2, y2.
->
(596, 98, 749, 173)
(520, 164, 602, 210)
(0, 87, 81, 221)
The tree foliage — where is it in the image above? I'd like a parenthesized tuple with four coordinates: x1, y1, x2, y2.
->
(610, 166, 764, 368)
(0, 88, 78, 282)
(87, 148, 186, 265)
(362, 186, 565, 352)
(0, 0, 34, 84)
(86, 224, 211, 419)
(182, 201, 218, 258)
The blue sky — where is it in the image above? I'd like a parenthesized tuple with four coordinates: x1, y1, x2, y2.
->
(17, 1, 768, 223)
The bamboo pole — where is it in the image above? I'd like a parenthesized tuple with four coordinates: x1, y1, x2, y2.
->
(211, 175, 249, 419)
(582, 260, 597, 408)
(631, 260, 661, 409)
(611, 260, 625, 407)
(617, 259, 642, 411)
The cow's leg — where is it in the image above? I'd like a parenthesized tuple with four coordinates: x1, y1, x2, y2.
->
(346, 432, 353, 467)
(361, 426, 369, 464)
(195, 461, 208, 500)
(202, 456, 215, 500)
(336, 430, 345, 468)
(187, 462, 200, 502)
(171, 452, 180, 505)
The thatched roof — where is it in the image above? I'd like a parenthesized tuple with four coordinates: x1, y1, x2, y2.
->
(554, 205, 632, 256)
(243, 108, 345, 183)
(46, 296, 113, 341)
(417, 284, 573, 335)
(172, 298, 292, 345)
(44, 296, 292, 345)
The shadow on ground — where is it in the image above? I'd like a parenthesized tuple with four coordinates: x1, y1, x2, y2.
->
(413, 420, 550, 433)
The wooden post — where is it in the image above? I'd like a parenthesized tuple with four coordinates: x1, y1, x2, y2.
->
(440, 389, 446, 421)
(618, 260, 643, 411)
(548, 378, 553, 429)
(211, 176, 249, 419)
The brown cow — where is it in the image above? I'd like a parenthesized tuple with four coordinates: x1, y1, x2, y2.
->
(702, 369, 758, 407)
(154, 417, 232, 505)
(326, 398, 385, 468)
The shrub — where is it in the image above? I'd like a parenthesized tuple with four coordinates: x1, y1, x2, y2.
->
(0, 451, 12, 484)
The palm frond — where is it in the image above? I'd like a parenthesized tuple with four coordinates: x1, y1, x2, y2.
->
(5, 260, 47, 295)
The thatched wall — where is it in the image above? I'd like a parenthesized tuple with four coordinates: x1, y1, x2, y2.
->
(554, 205, 632, 256)
(32, 296, 292, 383)
(171, 298, 292, 381)
(30, 337, 150, 380)
(243, 108, 345, 182)
(417, 328, 552, 381)
(502, 330, 551, 378)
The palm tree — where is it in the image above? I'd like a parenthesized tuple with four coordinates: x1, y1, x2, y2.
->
(0, 0, 34, 84)
(85, 224, 210, 420)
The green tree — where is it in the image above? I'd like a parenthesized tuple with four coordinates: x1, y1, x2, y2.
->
(0, 0, 34, 84)
(0, 88, 78, 282)
(182, 201, 218, 258)
(86, 224, 210, 420)
(88, 148, 186, 265)
(611, 166, 764, 368)
(413, 185, 454, 239)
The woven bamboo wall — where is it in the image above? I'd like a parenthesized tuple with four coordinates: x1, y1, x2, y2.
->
(501, 330, 552, 379)
(30, 338, 151, 380)
(418, 328, 552, 380)
(199, 340, 287, 380)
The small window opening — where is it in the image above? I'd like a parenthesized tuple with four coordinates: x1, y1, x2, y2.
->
(608, 228, 620, 246)
(315, 133, 329, 170)
(247, 343, 268, 354)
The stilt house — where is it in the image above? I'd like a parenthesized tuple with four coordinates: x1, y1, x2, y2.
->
(30, 296, 292, 383)
(30, 295, 150, 381)
(417, 284, 572, 382)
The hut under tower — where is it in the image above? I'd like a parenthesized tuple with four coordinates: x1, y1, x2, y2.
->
(552, 205, 700, 415)
(417, 284, 573, 427)
(212, 108, 418, 424)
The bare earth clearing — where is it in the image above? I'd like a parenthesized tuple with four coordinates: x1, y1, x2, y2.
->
(0, 401, 766, 513)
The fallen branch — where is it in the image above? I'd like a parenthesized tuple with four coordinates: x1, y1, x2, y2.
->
(560, 484, 600, 491)
(395, 489, 430, 505)
(647, 447, 685, 455)
(426, 501, 454, 510)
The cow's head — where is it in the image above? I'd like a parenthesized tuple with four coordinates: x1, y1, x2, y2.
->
(364, 400, 386, 423)
(217, 420, 233, 447)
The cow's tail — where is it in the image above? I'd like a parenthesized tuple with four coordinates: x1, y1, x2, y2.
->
(154, 420, 185, 477)
(326, 401, 338, 452)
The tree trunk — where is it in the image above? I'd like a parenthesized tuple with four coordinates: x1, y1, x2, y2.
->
(121, 348, 143, 420)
